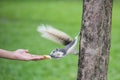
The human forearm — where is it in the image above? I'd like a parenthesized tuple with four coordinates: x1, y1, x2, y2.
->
(0, 49, 50, 61)
(0, 49, 15, 60)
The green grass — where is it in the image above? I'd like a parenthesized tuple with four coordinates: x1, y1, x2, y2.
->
(0, 1, 81, 80)
(0, 1, 120, 80)
(108, 1, 120, 80)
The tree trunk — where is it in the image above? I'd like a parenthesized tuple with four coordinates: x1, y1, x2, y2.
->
(77, 0, 113, 80)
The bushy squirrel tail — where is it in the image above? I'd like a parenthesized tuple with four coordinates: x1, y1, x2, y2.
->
(37, 24, 72, 45)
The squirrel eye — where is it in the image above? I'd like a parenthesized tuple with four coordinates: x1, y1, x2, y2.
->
(52, 50, 55, 53)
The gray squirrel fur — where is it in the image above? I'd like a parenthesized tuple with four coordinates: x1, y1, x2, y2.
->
(37, 24, 79, 59)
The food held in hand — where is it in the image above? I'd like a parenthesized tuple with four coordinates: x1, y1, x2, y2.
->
(43, 55, 51, 59)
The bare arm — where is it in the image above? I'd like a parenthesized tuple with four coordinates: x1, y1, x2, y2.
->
(0, 49, 45, 61)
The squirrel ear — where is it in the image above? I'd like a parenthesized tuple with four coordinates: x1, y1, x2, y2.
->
(55, 48, 59, 51)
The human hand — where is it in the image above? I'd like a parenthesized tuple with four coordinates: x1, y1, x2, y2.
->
(13, 49, 45, 61)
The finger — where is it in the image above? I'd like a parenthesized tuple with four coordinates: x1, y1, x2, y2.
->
(28, 54, 42, 57)
(24, 53, 33, 56)
(31, 56, 45, 61)
(16, 49, 29, 53)
(32, 55, 52, 61)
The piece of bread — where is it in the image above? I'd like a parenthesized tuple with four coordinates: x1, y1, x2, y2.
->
(43, 55, 51, 59)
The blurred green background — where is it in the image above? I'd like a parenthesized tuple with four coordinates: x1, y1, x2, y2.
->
(0, 0, 119, 80)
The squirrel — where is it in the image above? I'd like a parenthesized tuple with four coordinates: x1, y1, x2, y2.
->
(37, 24, 79, 59)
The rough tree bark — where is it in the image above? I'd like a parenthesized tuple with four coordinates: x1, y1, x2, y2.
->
(77, 0, 113, 80)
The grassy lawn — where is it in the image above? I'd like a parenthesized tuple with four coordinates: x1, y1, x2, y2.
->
(0, 0, 120, 80)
